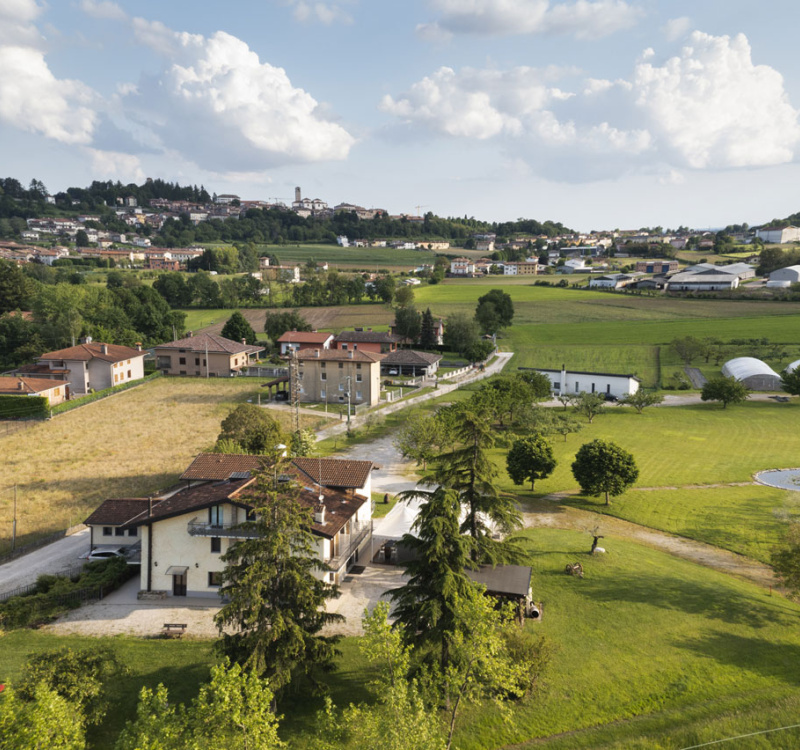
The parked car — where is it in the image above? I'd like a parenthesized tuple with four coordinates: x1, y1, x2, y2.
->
(388, 369, 399, 375)
(603, 393, 618, 402)
(87, 547, 128, 562)
(274, 391, 289, 401)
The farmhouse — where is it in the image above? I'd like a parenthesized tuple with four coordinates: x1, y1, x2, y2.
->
(333, 329, 399, 354)
(85, 455, 375, 597)
(277, 330, 334, 356)
(721, 357, 782, 391)
(0, 376, 70, 405)
(293, 349, 384, 407)
(17, 340, 146, 396)
(450, 257, 476, 276)
(530, 366, 641, 399)
(154, 333, 263, 377)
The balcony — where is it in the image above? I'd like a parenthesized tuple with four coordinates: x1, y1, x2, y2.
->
(328, 520, 373, 571)
(187, 520, 259, 538)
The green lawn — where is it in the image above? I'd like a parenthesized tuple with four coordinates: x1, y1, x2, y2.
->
(7, 529, 800, 749)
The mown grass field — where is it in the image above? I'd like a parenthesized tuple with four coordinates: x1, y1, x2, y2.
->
(7, 528, 800, 749)
(0, 378, 321, 553)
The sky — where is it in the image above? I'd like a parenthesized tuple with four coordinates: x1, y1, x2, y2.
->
(3, 0, 800, 232)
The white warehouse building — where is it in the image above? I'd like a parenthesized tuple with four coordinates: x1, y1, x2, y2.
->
(767, 265, 800, 288)
(721, 357, 782, 391)
(529, 366, 641, 399)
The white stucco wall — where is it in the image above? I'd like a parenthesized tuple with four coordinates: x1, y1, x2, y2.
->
(536, 369, 640, 398)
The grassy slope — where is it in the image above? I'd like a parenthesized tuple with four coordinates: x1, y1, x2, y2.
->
(6, 529, 800, 750)
(0, 378, 319, 552)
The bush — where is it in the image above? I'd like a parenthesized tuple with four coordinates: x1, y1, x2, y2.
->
(0, 394, 49, 420)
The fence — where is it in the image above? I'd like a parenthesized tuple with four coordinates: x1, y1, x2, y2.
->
(0, 523, 86, 566)
(0, 563, 83, 603)
(439, 365, 473, 381)
(241, 366, 288, 378)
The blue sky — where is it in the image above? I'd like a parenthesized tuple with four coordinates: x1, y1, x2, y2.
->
(3, 0, 800, 231)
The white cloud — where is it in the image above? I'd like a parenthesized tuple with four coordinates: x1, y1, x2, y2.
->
(0, 0, 43, 46)
(123, 27, 355, 170)
(663, 16, 691, 42)
(420, 0, 643, 39)
(79, 0, 127, 21)
(634, 31, 800, 169)
(415, 22, 453, 43)
(86, 147, 144, 181)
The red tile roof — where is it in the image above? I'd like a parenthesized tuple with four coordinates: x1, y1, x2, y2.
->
(292, 457, 374, 489)
(295, 349, 385, 363)
(84, 498, 152, 526)
(277, 331, 333, 344)
(38, 342, 144, 364)
(155, 333, 263, 356)
(0, 376, 70, 395)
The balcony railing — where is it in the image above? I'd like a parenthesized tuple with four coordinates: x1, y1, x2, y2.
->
(187, 520, 259, 538)
(328, 520, 373, 571)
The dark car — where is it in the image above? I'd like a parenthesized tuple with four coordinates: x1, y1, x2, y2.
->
(274, 391, 289, 401)
(603, 393, 618, 402)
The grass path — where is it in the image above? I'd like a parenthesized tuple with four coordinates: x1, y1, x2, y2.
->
(519, 494, 776, 589)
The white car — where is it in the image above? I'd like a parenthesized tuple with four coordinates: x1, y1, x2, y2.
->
(87, 547, 128, 562)
(388, 369, 399, 375)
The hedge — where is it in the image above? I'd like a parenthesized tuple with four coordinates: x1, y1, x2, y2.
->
(0, 394, 49, 420)
(50, 372, 161, 416)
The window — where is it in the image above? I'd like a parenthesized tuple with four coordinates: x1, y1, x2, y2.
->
(356, 374, 362, 383)
(211, 537, 221, 553)
(128, 528, 138, 537)
(115, 527, 125, 537)
(356, 363, 362, 370)
(353, 344, 358, 351)
(591, 383, 596, 393)
(320, 372, 327, 381)
(209, 506, 223, 527)
(341, 344, 348, 351)
(320, 389, 326, 399)
(179, 357, 186, 365)
(338, 383, 344, 391)
(208, 571, 223, 587)
(356, 391, 362, 400)
(575, 382, 580, 392)
(102, 526, 112, 536)
(127, 359, 131, 364)
(179, 370, 186, 375)
(114, 374, 119, 383)
(338, 362, 344, 369)
(195, 358, 200, 365)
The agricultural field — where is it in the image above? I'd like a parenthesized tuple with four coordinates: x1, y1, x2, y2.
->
(6, 528, 800, 749)
(0, 377, 321, 554)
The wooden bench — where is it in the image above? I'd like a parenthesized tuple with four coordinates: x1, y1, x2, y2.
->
(162, 623, 187, 638)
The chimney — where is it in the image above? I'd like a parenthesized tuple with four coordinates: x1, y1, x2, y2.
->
(241, 338, 247, 345)
(314, 349, 320, 358)
(135, 342, 142, 351)
(101, 344, 108, 355)
(148, 496, 153, 517)
(348, 350, 354, 359)
(314, 504, 326, 524)
(18, 379, 24, 391)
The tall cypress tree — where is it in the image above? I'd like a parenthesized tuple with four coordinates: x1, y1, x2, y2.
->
(419, 307, 437, 349)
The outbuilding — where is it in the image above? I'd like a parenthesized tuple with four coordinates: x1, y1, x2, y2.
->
(721, 357, 782, 391)
(527, 366, 640, 398)
(767, 265, 800, 288)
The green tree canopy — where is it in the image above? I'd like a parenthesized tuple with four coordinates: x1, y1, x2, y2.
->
(781, 369, 800, 397)
(394, 306, 422, 344)
(419, 307, 438, 349)
(516, 370, 553, 400)
(571, 439, 639, 505)
(619, 389, 664, 413)
(264, 309, 311, 344)
(214, 463, 343, 691)
(221, 311, 257, 345)
(572, 391, 606, 423)
(506, 434, 557, 490)
(475, 289, 514, 330)
(216, 404, 286, 454)
(700, 376, 749, 409)
(443, 313, 481, 358)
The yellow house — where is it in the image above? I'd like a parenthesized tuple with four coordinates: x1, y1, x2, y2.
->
(0, 376, 70, 405)
(293, 349, 384, 407)
(154, 332, 263, 377)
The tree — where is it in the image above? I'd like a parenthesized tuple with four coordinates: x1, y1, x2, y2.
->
(573, 391, 606, 423)
(0, 683, 86, 750)
(475, 289, 514, 329)
(781, 369, 800, 396)
(153, 272, 191, 307)
(221, 311, 257, 345)
(506, 434, 557, 490)
(516, 370, 553, 400)
(393, 284, 415, 309)
(551, 413, 583, 442)
(388, 486, 475, 668)
(700, 377, 749, 409)
(394, 411, 450, 470)
(419, 307, 438, 349)
(216, 404, 286, 454)
(17, 646, 127, 727)
(375, 275, 395, 303)
(0, 259, 34, 313)
(215, 463, 343, 691)
(394, 306, 422, 344)
(670, 336, 704, 364)
(431, 403, 523, 563)
(264, 309, 311, 344)
(619, 390, 664, 413)
(75, 229, 90, 247)
(116, 661, 285, 750)
(443, 313, 480, 358)
(474, 299, 501, 334)
(571, 439, 639, 505)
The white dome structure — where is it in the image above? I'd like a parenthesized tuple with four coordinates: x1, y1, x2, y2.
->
(786, 359, 800, 374)
(721, 357, 782, 391)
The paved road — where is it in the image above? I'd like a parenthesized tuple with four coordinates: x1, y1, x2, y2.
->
(0, 528, 89, 596)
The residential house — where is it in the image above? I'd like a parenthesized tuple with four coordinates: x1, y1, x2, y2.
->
(503, 261, 539, 276)
(333, 329, 399, 354)
(277, 330, 334, 356)
(84, 498, 147, 550)
(262, 264, 301, 283)
(154, 333, 263, 377)
(450, 257, 476, 276)
(530, 366, 641, 399)
(293, 349, 384, 406)
(17, 340, 146, 396)
(86, 455, 375, 596)
(0, 376, 70, 405)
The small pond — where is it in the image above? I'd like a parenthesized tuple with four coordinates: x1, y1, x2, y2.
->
(755, 469, 800, 491)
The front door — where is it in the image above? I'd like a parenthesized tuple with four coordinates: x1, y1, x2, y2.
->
(173, 573, 187, 596)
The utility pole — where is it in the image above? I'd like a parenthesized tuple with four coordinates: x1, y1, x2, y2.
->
(345, 375, 352, 430)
